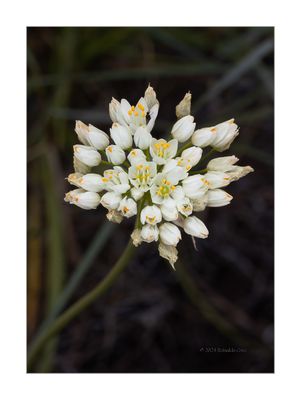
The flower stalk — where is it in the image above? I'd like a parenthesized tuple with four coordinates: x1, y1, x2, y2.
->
(27, 238, 136, 370)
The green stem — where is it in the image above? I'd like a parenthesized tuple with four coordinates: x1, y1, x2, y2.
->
(190, 168, 207, 175)
(200, 148, 217, 164)
(176, 141, 192, 157)
(27, 237, 136, 370)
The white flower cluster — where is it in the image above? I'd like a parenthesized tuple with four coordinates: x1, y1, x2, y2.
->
(65, 85, 253, 268)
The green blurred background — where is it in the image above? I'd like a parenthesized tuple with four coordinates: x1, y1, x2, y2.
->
(27, 27, 274, 372)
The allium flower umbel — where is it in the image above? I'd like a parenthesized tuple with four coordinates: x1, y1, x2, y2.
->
(65, 85, 254, 269)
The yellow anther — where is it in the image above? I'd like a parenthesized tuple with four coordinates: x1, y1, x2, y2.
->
(142, 111, 146, 117)
(171, 185, 176, 190)
(146, 216, 156, 223)
(102, 178, 109, 182)
(136, 164, 143, 170)
(131, 105, 135, 111)
(137, 103, 145, 111)
(145, 166, 150, 170)
(123, 206, 129, 213)
(166, 180, 171, 185)
(154, 143, 161, 149)
(107, 146, 112, 153)
(186, 165, 191, 171)
(134, 111, 139, 117)
(162, 179, 167, 184)
(128, 110, 133, 116)
(131, 150, 137, 156)
(210, 128, 217, 133)
(201, 178, 209, 185)
(163, 143, 170, 149)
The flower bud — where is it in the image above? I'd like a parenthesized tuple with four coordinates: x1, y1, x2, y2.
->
(100, 191, 122, 210)
(181, 146, 203, 167)
(65, 189, 101, 210)
(127, 148, 147, 166)
(75, 120, 90, 145)
(131, 228, 142, 247)
(227, 166, 254, 181)
(183, 216, 209, 239)
(204, 171, 231, 189)
(191, 193, 208, 212)
(109, 97, 120, 123)
(140, 205, 162, 225)
(191, 127, 216, 148)
(105, 145, 126, 165)
(144, 84, 159, 109)
(110, 123, 132, 150)
(134, 126, 152, 150)
(207, 155, 239, 172)
(211, 119, 239, 152)
(171, 115, 196, 143)
(159, 223, 182, 246)
(141, 224, 159, 243)
(67, 172, 83, 187)
(118, 197, 137, 218)
(73, 145, 101, 167)
(73, 156, 91, 174)
(106, 209, 123, 224)
(130, 187, 144, 201)
(160, 198, 179, 222)
(207, 189, 233, 207)
(158, 243, 178, 269)
(86, 124, 110, 150)
(182, 174, 209, 199)
(176, 92, 191, 119)
(77, 173, 106, 192)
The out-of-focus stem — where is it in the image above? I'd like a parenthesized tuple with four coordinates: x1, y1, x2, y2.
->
(27, 238, 136, 370)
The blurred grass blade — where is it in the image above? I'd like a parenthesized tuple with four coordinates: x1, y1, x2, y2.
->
(193, 39, 274, 113)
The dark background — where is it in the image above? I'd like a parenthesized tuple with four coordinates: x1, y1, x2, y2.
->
(27, 27, 274, 373)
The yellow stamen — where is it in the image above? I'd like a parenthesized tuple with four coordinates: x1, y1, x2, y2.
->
(137, 103, 145, 111)
(107, 146, 113, 153)
(131, 105, 135, 111)
(134, 111, 139, 117)
(123, 207, 129, 213)
(102, 178, 109, 182)
(128, 110, 133, 116)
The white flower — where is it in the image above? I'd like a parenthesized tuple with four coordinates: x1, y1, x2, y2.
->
(105, 145, 126, 165)
(171, 115, 196, 142)
(73, 173, 106, 192)
(176, 146, 203, 171)
(183, 216, 209, 239)
(100, 191, 122, 210)
(129, 161, 157, 192)
(110, 122, 132, 150)
(182, 174, 209, 199)
(159, 223, 182, 246)
(141, 224, 159, 243)
(191, 193, 208, 212)
(127, 148, 147, 166)
(211, 119, 239, 151)
(207, 155, 239, 172)
(86, 124, 110, 150)
(130, 187, 144, 201)
(64, 189, 100, 210)
(140, 205, 162, 225)
(176, 92, 191, 119)
(102, 167, 130, 194)
(73, 145, 101, 167)
(207, 189, 233, 207)
(176, 197, 193, 216)
(150, 138, 178, 165)
(203, 171, 231, 189)
(75, 120, 90, 145)
(150, 173, 179, 205)
(67, 85, 253, 269)
(134, 126, 152, 150)
(118, 197, 137, 218)
(191, 127, 216, 147)
(160, 198, 179, 221)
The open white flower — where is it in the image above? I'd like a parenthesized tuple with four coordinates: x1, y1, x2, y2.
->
(140, 205, 162, 225)
(66, 85, 253, 268)
(150, 138, 178, 165)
